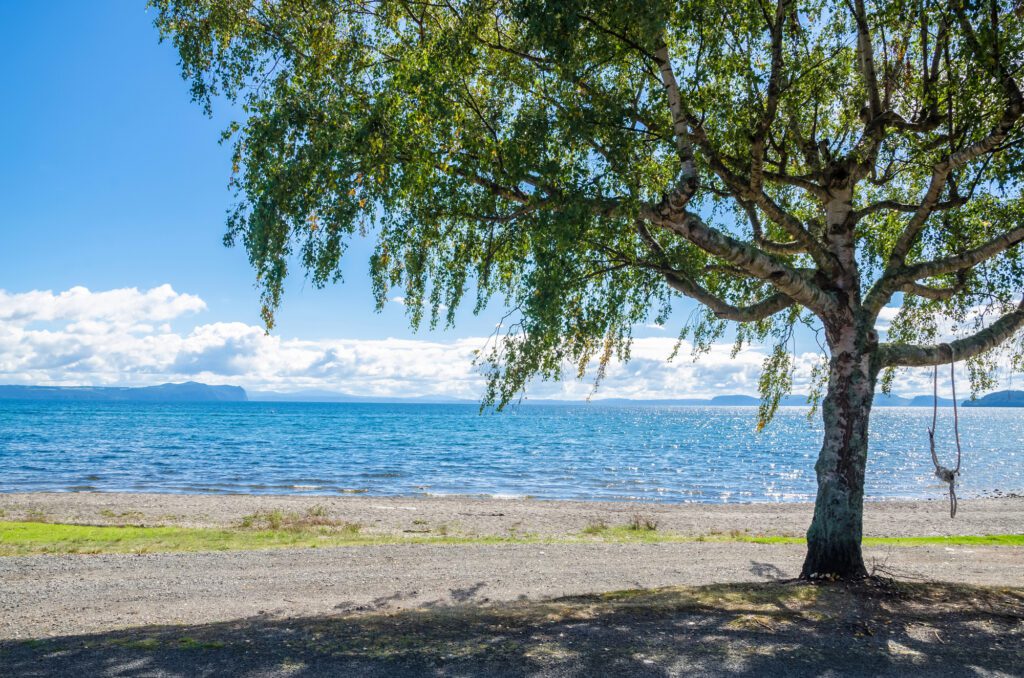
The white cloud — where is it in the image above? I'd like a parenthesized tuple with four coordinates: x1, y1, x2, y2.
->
(0, 285, 205, 327)
(0, 285, 1005, 400)
(0, 286, 490, 396)
(874, 306, 900, 334)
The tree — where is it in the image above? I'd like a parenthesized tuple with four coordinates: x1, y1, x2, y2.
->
(152, 0, 1024, 578)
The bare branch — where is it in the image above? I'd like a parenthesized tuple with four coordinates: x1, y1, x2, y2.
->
(652, 42, 698, 200)
(663, 270, 794, 321)
(740, 199, 806, 255)
(903, 226, 1024, 280)
(851, 196, 967, 222)
(850, 0, 883, 119)
(642, 207, 835, 315)
(751, 0, 791, 194)
(899, 277, 966, 302)
(865, 226, 1024, 314)
(880, 297, 1024, 366)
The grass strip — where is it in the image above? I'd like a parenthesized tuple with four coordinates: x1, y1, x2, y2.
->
(1, 521, 1021, 556)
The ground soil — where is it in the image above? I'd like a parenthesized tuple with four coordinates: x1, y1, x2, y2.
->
(1, 493, 1022, 676)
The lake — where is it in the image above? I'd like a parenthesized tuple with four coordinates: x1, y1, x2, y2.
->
(0, 401, 1020, 502)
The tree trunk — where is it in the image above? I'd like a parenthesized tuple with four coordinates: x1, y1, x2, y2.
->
(801, 334, 878, 579)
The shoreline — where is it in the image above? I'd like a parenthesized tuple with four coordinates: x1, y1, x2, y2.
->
(2, 491, 1021, 539)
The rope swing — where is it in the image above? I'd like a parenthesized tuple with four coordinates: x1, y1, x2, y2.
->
(928, 344, 962, 519)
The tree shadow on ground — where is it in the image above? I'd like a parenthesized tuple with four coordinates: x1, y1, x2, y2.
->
(2, 580, 1021, 677)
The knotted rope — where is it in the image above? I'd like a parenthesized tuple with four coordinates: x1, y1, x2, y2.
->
(928, 344, 962, 519)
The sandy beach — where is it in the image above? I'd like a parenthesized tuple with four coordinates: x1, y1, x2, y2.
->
(2, 491, 1021, 538)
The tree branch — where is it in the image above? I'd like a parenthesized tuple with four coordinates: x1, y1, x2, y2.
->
(882, 3, 1024, 270)
(750, 0, 791, 194)
(652, 42, 698, 200)
(902, 225, 1024, 280)
(880, 297, 1024, 366)
(633, 220, 794, 322)
(685, 122, 832, 268)
(652, 34, 823, 263)
(865, 225, 1024, 314)
(851, 196, 968, 222)
(740, 199, 806, 255)
(641, 207, 835, 315)
(899, 276, 967, 302)
(884, 106, 1022, 269)
(850, 0, 882, 120)
(663, 270, 794, 321)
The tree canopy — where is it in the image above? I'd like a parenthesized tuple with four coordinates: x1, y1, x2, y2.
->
(153, 0, 1024, 420)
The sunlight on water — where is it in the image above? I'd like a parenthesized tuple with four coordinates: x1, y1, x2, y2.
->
(0, 402, 1020, 502)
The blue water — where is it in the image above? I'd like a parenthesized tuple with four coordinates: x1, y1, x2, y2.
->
(0, 401, 1021, 503)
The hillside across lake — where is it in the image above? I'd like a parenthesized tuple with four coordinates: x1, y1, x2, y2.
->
(8, 382, 1023, 406)
(0, 382, 246, 402)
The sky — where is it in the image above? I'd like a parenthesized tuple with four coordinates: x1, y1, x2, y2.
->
(0, 2, 987, 399)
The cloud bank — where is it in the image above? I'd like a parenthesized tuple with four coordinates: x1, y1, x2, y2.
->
(0, 284, 983, 399)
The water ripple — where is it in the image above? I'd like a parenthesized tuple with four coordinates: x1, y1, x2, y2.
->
(0, 401, 1020, 502)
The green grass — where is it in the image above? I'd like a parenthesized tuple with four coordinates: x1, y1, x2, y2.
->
(863, 534, 1024, 547)
(0, 521, 517, 556)
(1, 520, 1022, 556)
(689, 533, 1024, 547)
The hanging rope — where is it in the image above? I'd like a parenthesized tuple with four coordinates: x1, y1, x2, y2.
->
(928, 344, 962, 519)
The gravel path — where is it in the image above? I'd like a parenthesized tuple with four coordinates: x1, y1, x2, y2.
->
(3, 541, 1023, 639)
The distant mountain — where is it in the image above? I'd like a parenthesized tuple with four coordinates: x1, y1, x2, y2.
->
(247, 391, 932, 407)
(0, 382, 247, 402)
(248, 390, 466, 404)
(962, 390, 1024, 407)
(872, 393, 908, 406)
(5, 383, 1019, 406)
(906, 395, 955, 407)
(707, 394, 760, 406)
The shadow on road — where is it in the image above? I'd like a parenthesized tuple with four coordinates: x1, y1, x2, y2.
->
(3, 580, 1021, 677)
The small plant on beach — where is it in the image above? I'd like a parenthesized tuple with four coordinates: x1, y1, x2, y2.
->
(265, 509, 286, 530)
(239, 509, 287, 530)
(238, 508, 360, 534)
(338, 522, 362, 536)
(582, 520, 609, 535)
(628, 514, 659, 532)
(301, 505, 345, 527)
(99, 509, 145, 522)
(306, 504, 329, 517)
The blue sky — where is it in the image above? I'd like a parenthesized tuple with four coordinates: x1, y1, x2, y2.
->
(0, 1, 600, 342)
(1, 0, 423, 341)
(0, 2, 951, 398)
